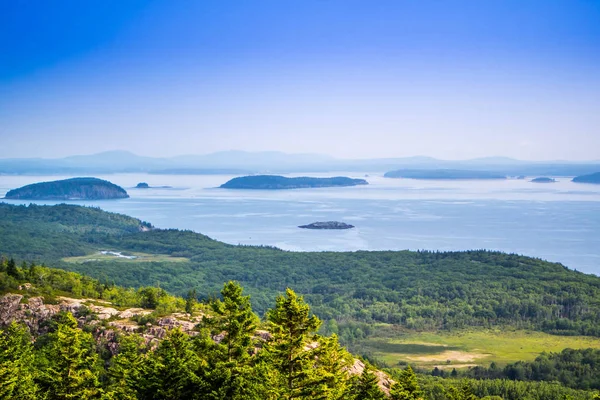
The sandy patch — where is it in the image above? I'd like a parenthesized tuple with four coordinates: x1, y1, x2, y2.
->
(433, 363, 478, 370)
(407, 350, 489, 363)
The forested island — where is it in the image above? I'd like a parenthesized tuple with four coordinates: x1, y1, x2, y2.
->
(384, 169, 507, 180)
(573, 172, 600, 184)
(531, 177, 556, 183)
(299, 221, 355, 229)
(220, 175, 368, 189)
(4, 177, 129, 200)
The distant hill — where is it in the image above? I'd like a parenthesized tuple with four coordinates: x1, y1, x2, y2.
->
(384, 169, 506, 180)
(572, 172, 600, 184)
(2, 150, 600, 175)
(220, 175, 368, 189)
(4, 177, 129, 200)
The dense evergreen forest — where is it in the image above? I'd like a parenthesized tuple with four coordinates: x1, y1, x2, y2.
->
(446, 348, 600, 390)
(1, 261, 599, 400)
(2, 203, 600, 343)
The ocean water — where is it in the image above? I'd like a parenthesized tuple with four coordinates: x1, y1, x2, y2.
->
(1, 173, 599, 275)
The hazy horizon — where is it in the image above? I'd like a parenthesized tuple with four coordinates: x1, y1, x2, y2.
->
(2, 1, 599, 160)
(0, 148, 599, 163)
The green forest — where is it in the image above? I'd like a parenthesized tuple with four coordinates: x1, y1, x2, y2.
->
(2, 203, 600, 340)
(2, 203, 600, 399)
(1, 261, 599, 400)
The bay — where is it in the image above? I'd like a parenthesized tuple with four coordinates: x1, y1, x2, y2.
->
(1, 173, 599, 275)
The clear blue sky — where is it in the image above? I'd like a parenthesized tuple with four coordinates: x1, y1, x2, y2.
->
(1, 0, 599, 160)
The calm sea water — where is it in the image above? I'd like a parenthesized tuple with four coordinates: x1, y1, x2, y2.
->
(1, 173, 599, 275)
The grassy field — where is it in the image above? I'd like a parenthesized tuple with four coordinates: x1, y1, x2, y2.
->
(362, 328, 600, 369)
(63, 250, 189, 264)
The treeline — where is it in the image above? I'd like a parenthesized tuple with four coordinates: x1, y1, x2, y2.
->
(0, 258, 186, 316)
(2, 203, 600, 339)
(442, 348, 600, 391)
(415, 376, 600, 400)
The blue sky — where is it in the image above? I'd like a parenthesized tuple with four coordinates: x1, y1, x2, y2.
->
(1, 0, 599, 160)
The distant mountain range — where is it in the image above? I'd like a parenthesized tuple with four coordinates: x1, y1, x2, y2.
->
(0, 150, 599, 177)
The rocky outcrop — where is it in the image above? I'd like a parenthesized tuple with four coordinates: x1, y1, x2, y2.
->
(299, 221, 355, 230)
(346, 358, 395, 395)
(0, 293, 393, 392)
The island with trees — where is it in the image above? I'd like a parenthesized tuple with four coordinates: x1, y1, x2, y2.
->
(220, 175, 368, 189)
(4, 177, 129, 200)
(299, 221, 355, 230)
(384, 169, 507, 180)
(531, 177, 556, 183)
(572, 172, 600, 184)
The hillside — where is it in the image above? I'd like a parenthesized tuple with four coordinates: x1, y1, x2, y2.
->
(384, 169, 507, 180)
(1, 203, 600, 343)
(4, 177, 129, 200)
(220, 175, 368, 189)
(2, 262, 599, 399)
(573, 172, 600, 184)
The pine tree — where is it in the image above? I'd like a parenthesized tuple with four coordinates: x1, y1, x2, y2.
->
(200, 281, 267, 400)
(390, 365, 423, 400)
(38, 312, 102, 400)
(350, 364, 386, 400)
(103, 334, 146, 400)
(265, 288, 346, 399)
(0, 322, 39, 400)
(445, 382, 479, 400)
(312, 334, 354, 400)
(6, 258, 18, 278)
(185, 288, 197, 315)
(205, 281, 259, 363)
(144, 327, 207, 400)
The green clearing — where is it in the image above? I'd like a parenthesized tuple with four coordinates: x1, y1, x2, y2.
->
(63, 251, 189, 264)
(363, 329, 600, 369)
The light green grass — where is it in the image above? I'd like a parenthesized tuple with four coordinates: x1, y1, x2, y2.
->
(63, 251, 189, 264)
(363, 328, 600, 368)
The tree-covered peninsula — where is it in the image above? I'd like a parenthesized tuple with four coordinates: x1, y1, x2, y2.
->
(4, 177, 129, 200)
(384, 169, 507, 180)
(572, 172, 600, 184)
(220, 175, 368, 189)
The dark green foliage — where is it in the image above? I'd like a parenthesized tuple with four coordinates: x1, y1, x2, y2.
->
(458, 348, 600, 390)
(143, 328, 207, 400)
(104, 335, 146, 400)
(37, 313, 102, 399)
(0, 322, 39, 399)
(351, 364, 386, 400)
(390, 366, 424, 400)
(220, 175, 368, 189)
(185, 288, 197, 314)
(419, 376, 599, 400)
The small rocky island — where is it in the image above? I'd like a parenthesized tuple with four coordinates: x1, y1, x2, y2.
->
(135, 182, 150, 188)
(220, 175, 368, 189)
(531, 177, 556, 183)
(299, 221, 355, 230)
(4, 177, 129, 200)
(572, 172, 600, 184)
